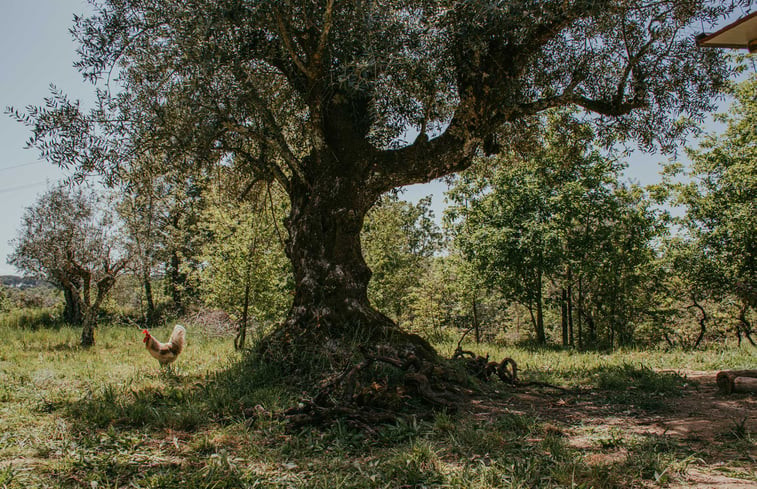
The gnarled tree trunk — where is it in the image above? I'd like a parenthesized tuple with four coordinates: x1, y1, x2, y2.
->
(63, 286, 83, 325)
(81, 309, 97, 347)
(260, 172, 435, 368)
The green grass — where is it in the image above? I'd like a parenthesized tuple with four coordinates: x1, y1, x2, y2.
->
(0, 319, 754, 488)
(0, 307, 64, 330)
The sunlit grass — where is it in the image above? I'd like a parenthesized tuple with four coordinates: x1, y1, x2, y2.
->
(0, 319, 754, 488)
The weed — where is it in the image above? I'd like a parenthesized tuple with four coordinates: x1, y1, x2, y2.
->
(725, 417, 751, 441)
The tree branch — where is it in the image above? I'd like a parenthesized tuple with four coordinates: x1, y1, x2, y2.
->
(274, 11, 312, 79)
(309, 0, 335, 78)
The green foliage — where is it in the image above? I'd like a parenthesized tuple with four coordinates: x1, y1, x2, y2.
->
(679, 74, 757, 299)
(659, 74, 757, 345)
(362, 194, 441, 324)
(447, 112, 664, 347)
(197, 182, 291, 331)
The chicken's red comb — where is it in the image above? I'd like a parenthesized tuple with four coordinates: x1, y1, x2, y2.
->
(142, 329, 149, 335)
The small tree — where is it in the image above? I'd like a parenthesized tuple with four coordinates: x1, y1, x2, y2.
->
(9, 186, 128, 346)
(198, 179, 291, 349)
(0, 285, 11, 313)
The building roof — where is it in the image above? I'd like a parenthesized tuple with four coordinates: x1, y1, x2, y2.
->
(696, 11, 757, 52)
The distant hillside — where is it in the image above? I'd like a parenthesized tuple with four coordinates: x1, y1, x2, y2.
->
(0, 276, 53, 289)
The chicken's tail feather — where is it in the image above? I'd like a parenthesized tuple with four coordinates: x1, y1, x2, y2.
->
(169, 324, 186, 354)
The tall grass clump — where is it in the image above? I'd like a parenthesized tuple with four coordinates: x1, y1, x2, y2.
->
(0, 307, 63, 329)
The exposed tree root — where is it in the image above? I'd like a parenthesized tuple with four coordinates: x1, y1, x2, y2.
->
(269, 322, 572, 428)
(280, 339, 573, 428)
(452, 346, 518, 384)
(282, 344, 471, 428)
(451, 347, 570, 392)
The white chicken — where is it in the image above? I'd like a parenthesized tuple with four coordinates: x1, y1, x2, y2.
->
(142, 324, 186, 368)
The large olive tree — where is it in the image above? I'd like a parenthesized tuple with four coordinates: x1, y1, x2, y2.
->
(11, 0, 742, 365)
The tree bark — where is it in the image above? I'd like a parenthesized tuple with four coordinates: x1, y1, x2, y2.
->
(166, 251, 184, 313)
(63, 286, 83, 325)
(577, 275, 583, 349)
(143, 266, 156, 325)
(716, 370, 757, 394)
(77, 265, 122, 348)
(561, 287, 568, 347)
(586, 308, 596, 346)
(567, 276, 574, 347)
(688, 295, 707, 349)
(472, 296, 480, 344)
(81, 309, 97, 347)
(736, 302, 756, 347)
(535, 271, 546, 344)
(236, 276, 251, 351)
(235, 240, 256, 351)
(260, 174, 435, 366)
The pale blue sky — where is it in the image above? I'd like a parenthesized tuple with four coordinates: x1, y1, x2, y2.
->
(0, 2, 749, 275)
(1, 0, 93, 275)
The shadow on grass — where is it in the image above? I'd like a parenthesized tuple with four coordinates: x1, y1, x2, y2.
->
(590, 363, 693, 412)
(64, 354, 694, 435)
(51, 405, 713, 489)
(517, 362, 694, 413)
(64, 353, 296, 432)
(40, 357, 754, 489)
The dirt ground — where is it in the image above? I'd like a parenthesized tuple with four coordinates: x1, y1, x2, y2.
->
(477, 370, 757, 488)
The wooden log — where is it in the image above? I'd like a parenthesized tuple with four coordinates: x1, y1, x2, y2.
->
(733, 377, 757, 394)
(716, 370, 757, 394)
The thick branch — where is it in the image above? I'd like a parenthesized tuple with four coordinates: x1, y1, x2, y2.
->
(371, 122, 477, 191)
(274, 12, 312, 80)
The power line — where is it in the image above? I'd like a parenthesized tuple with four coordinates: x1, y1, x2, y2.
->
(0, 160, 45, 173)
(0, 181, 49, 195)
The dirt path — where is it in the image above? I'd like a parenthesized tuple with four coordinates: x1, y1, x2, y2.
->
(477, 370, 757, 488)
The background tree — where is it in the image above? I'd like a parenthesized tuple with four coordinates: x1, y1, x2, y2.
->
(652, 238, 723, 348)
(117, 156, 168, 324)
(8, 186, 128, 346)
(448, 113, 663, 347)
(197, 178, 291, 350)
(405, 252, 494, 344)
(447, 158, 561, 344)
(362, 194, 441, 325)
(0, 285, 10, 314)
(666, 74, 757, 345)
(11, 0, 741, 370)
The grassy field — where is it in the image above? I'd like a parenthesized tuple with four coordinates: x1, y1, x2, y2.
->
(0, 318, 754, 488)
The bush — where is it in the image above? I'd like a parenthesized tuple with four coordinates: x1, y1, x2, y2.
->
(0, 307, 64, 329)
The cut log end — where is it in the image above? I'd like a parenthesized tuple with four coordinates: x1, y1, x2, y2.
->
(716, 370, 757, 394)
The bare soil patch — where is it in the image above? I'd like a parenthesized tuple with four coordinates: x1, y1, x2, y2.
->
(473, 370, 756, 488)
